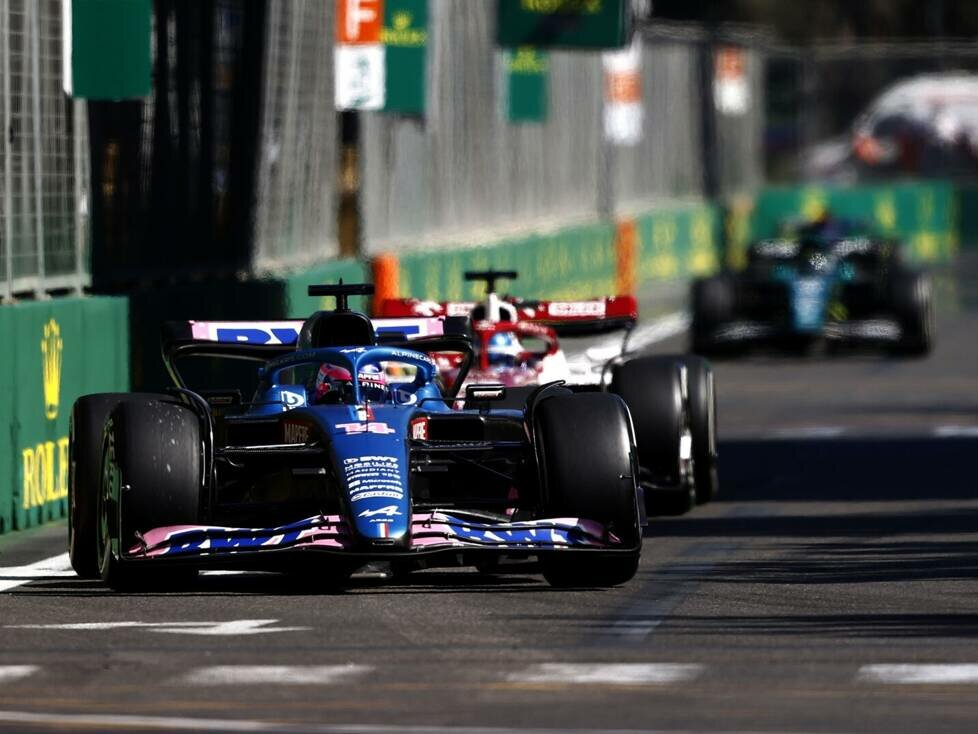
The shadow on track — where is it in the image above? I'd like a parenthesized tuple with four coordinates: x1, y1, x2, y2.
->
(651, 507, 978, 540)
(617, 433, 978, 639)
(15, 568, 557, 597)
(717, 435, 978, 503)
(649, 612, 978, 639)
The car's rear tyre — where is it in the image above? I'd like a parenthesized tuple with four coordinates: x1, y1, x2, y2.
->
(691, 275, 735, 355)
(890, 270, 934, 356)
(610, 355, 685, 488)
(533, 392, 640, 588)
(684, 356, 719, 504)
(98, 397, 202, 590)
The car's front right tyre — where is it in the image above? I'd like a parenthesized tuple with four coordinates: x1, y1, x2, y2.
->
(98, 397, 203, 590)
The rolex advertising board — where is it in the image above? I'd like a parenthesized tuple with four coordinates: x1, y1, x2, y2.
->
(0, 297, 129, 534)
(496, 0, 631, 49)
(382, 0, 428, 115)
(506, 47, 549, 123)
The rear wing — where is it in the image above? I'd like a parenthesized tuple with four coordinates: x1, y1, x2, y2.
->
(161, 316, 468, 388)
(377, 295, 638, 335)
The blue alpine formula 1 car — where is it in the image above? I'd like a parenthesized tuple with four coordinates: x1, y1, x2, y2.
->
(68, 284, 642, 589)
(690, 218, 934, 356)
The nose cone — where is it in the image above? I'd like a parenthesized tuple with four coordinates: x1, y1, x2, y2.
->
(790, 277, 830, 332)
(328, 406, 412, 546)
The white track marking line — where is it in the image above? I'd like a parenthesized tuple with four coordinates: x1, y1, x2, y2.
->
(507, 663, 703, 685)
(0, 667, 38, 684)
(934, 425, 978, 437)
(151, 619, 311, 635)
(0, 553, 73, 592)
(0, 710, 838, 734)
(859, 664, 978, 684)
(0, 710, 280, 732)
(182, 664, 373, 686)
(6, 619, 310, 635)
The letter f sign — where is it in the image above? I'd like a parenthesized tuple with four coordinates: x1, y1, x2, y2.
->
(339, 0, 383, 44)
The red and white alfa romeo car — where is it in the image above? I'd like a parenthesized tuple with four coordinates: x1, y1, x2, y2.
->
(378, 270, 719, 514)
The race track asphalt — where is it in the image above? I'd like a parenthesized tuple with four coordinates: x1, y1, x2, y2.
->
(0, 255, 976, 734)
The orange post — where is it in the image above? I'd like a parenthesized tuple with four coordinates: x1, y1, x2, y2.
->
(371, 253, 400, 316)
(615, 218, 637, 296)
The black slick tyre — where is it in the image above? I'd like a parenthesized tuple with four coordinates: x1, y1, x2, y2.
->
(98, 397, 202, 590)
(69, 393, 129, 578)
(683, 356, 719, 504)
(609, 355, 686, 498)
(691, 275, 734, 355)
(890, 270, 934, 356)
(533, 392, 640, 588)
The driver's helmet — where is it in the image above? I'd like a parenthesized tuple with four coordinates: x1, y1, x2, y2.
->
(313, 364, 353, 404)
(486, 331, 522, 367)
(358, 365, 390, 403)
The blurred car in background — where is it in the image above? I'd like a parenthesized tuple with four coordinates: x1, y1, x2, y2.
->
(691, 216, 934, 356)
(803, 73, 978, 181)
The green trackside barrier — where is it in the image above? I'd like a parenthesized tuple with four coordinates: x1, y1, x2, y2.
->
(633, 202, 723, 282)
(955, 184, 978, 248)
(738, 181, 958, 268)
(0, 297, 129, 534)
(284, 260, 368, 316)
(397, 221, 619, 302)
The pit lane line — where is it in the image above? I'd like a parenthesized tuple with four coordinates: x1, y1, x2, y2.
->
(563, 311, 690, 366)
(593, 505, 773, 642)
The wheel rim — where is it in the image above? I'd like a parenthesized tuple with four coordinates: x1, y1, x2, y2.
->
(67, 421, 78, 561)
(97, 432, 119, 577)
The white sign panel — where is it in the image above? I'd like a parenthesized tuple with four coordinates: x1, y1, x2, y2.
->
(714, 46, 750, 116)
(602, 38, 643, 146)
(335, 44, 385, 111)
(62, 0, 73, 95)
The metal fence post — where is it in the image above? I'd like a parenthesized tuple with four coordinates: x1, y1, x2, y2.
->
(597, 135, 616, 221)
(29, 0, 45, 297)
(73, 99, 86, 294)
(1, 0, 11, 302)
(698, 33, 719, 200)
